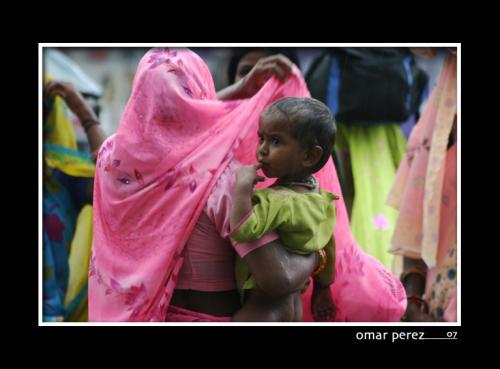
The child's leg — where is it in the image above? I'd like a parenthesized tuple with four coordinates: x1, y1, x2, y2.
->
(232, 289, 296, 322)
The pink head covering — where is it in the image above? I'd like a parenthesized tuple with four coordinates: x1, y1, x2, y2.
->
(89, 48, 406, 322)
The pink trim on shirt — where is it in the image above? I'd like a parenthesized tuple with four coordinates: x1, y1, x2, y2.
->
(232, 232, 279, 258)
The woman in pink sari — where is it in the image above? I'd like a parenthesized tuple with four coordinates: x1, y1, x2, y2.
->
(387, 48, 457, 322)
(89, 47, 406, 322)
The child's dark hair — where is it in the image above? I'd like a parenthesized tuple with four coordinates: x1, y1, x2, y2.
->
(266, 97, 336, 174)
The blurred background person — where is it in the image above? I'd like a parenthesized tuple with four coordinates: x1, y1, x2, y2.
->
(387, 48, 457, 322)
(43, 52, 107, 320)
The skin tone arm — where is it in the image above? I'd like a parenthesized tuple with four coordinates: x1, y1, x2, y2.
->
(242, 238, 319, 299)
(313, 238, 335, 287)
(232, 239, 319, 322)
(311, 237, 336, 322)
(44, 81, 107, 161)
(401, 256, 434, 322)
(402, 256, 427, 296)
(230, 164, 264, 230)
(217, 54, 294, 101)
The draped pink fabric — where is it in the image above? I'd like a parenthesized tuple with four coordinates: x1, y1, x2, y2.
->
(89, 48, 406, 322)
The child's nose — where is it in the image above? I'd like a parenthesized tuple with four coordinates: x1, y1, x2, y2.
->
(258, 143, 268, 156)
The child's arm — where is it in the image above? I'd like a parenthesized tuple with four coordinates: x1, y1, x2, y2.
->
(311, 237, 336, 321)
(230, 164, 265, 231)
(313, 237, 335, 287)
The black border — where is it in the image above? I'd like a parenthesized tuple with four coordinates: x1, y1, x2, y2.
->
(28, 21, 468, 346)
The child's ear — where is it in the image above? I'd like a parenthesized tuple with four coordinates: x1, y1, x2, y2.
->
(302, 146, 324, 169)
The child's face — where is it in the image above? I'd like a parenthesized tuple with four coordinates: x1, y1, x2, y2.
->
(256, 110, 307, 181)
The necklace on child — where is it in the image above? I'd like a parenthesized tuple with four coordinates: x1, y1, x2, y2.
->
(276, 176, 318, 190)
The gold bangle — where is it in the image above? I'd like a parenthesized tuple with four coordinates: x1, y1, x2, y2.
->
(311, 249, 327, 278)
(81, 119, 100, 133)
(400, 267, 427, 283)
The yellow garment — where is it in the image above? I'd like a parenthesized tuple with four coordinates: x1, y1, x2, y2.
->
(45, 95, 78, 150)
(64, 205, 93, 321)
(44, 75, 77, 150)
(44, 148, 95, 178)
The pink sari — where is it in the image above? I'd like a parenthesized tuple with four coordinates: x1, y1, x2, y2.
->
(89, 48, 406, 322)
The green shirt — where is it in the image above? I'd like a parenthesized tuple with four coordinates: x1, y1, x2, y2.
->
(231, 186, 339, 294)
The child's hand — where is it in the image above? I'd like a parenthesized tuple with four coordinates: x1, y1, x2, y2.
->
(311, 286, 336, 322)
(235, 164, 265, 189)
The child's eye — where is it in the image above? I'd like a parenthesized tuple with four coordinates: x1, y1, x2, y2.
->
(271, 137, 280, 145)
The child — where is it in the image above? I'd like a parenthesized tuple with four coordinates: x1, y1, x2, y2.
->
(229, 97, 338, 322)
